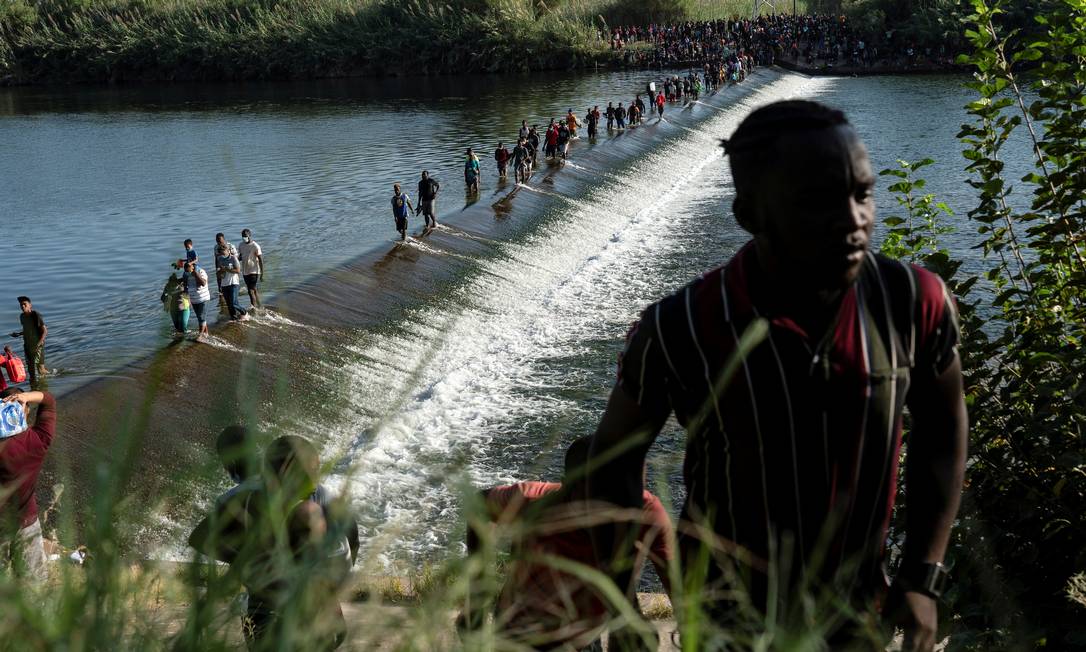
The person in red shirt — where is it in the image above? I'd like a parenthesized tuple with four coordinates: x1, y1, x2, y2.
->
(494, 142, 511, 179)
(587, 100, 967, 651)
(0, 347, 13, 391)
(462, 437, 674, 650)
(0, 389, 56, 579)
(655, 91, 666, 120)
(545, 122, 560, 160)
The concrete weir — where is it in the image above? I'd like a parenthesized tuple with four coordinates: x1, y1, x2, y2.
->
(42, 68, 792, 556)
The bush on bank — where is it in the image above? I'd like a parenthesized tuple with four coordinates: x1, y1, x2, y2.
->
(0, 0, 765, 84)
(0, 0, 613, 83)
(879, 0, 1086, 646)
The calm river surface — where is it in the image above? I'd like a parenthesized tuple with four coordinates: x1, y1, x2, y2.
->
(0, 69, 1034, 568)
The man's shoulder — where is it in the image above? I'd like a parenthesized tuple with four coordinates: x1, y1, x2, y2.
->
(216, 477, 264, 505)
(865, 253, 949, 302)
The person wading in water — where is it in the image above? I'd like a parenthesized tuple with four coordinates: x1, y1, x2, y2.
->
(390, 183, 414, 242)
(416, 170, 440, 230)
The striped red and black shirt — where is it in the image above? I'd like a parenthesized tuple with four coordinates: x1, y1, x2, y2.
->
(616, 243, 959, 604)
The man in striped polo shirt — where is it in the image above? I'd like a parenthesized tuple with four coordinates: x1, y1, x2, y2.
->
(587, 100, 967, 651)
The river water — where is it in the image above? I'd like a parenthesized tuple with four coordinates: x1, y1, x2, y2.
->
(0, 69, 1033, 571)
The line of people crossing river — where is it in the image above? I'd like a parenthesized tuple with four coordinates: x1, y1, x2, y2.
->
(390, 65, 754, 242)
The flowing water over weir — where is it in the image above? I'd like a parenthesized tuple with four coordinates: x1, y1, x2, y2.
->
(236, 69, 829, 569)
(6, 69, 996, 574)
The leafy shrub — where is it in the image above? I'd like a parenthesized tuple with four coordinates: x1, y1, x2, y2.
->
(880, 0, 1086, 646)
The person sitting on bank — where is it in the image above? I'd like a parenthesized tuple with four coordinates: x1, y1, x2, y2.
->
(189, 434, 357, 650)
(0, 389, 57, 580)
(586, 100, 967, 652)
(462, 436, 674, 651)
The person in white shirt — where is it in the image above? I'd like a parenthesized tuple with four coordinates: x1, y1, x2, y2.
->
(183, 260, 212, 340)
(237, 228, 265, 310)
(215, 235, 248, 322)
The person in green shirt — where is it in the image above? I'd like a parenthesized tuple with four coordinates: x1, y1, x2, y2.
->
(464, 148, 480, 193)
(9, 297, 46, 386)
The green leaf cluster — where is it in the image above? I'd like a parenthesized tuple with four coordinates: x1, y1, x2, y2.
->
(881, 0, 1086, 645)
(0, 0, 620, 82)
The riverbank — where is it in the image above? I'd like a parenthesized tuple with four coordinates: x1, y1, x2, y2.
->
(0, 0, 612, 85)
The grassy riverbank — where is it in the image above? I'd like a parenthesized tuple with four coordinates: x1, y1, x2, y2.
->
(0, 0, 751, 84)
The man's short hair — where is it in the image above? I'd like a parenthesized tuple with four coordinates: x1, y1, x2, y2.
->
(184, 239, 193, 246)
(264, 436, 320, 493)
(216, 425, 253, 482)
(16, 296, 30, 305)
(393, 183, 401, 192)
(723, 100, 849, 201)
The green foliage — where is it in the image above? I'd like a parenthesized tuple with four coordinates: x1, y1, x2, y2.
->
(840, 0, 965, 51)
(881, 0, 1086, 646)
(0, 0, 767, 82)
(593, 0, 755, 26)
(878, 158, 959, 280)
(0, 0, 615, 83)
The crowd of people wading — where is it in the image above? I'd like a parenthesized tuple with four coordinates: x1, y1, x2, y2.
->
(1, 12, 965, 652)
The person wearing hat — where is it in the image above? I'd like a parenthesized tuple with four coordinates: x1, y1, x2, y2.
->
(0, 388, 56, 579)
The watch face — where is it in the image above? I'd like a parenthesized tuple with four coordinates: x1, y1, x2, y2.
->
(926, 564, 950, 596)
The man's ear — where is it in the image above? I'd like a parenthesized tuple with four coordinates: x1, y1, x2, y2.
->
(733, 196, 759, 234)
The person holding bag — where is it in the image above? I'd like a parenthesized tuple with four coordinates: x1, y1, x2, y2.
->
(183, 259, 212, 341)
(161, 265, 191, 338)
